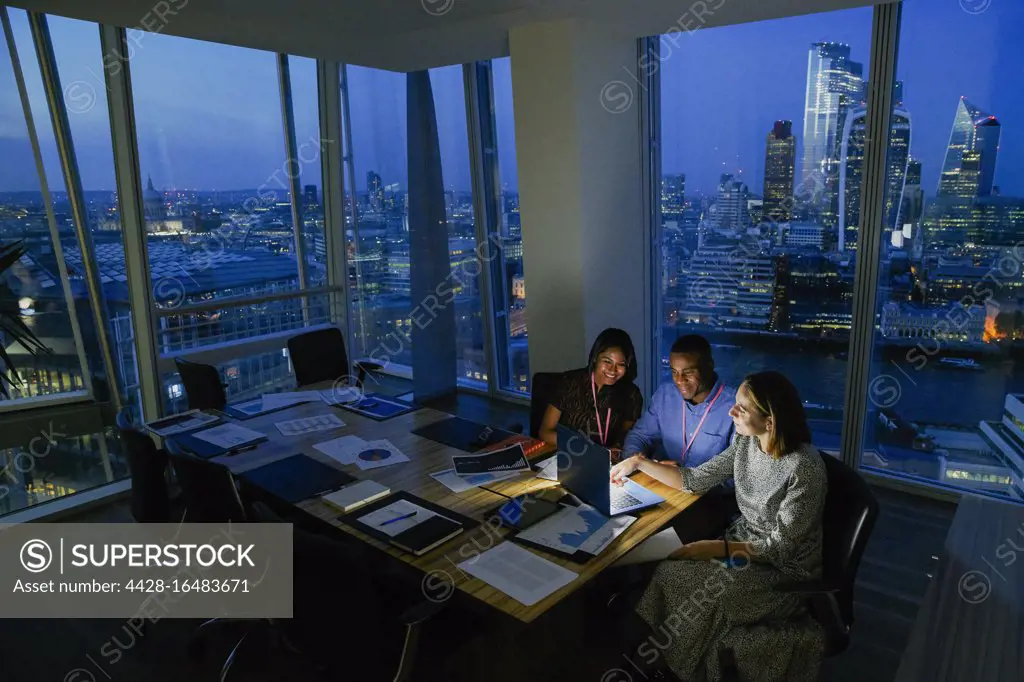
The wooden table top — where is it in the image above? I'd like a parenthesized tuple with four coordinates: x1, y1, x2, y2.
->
(204, 388, 701, 623)
(895, 494, 1024, 682)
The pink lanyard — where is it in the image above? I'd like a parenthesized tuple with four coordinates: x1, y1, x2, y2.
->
(681, 384, 725, 464)
(590, 374, 612, 446)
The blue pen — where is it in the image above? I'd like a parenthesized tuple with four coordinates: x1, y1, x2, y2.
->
(380, 511, 417, 527)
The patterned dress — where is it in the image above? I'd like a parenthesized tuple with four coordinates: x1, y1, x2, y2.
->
(634, 435, 828, 681)
(551, 367, 643, 449)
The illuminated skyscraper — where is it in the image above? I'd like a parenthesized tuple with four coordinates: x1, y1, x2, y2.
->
(836, 105, 912, 252)
(714, 174, 750, 230)
(800, 42, 864, 195)
(936, 97, 1000, 199)
(763, 121, 796, 227)
(366, 170, 384, 210)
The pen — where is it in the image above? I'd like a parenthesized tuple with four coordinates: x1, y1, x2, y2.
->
(380, 511, 417, 526)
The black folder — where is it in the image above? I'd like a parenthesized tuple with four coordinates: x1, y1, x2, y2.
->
(239, 454, 356, 503)
(336, 490, 480, 556)
(411, 416, 516, 453)
(169, 431, 268, 460)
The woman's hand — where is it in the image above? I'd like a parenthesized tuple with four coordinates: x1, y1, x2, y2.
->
(610, 454, 642, 485)
(668, 540, 726, 561)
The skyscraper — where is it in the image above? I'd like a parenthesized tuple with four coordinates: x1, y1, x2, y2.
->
(714, 174, 750, 230)
(763, 121, 796, 228)
(662, 174, 686, 218)
(303, 184, 318, 206)
(800, 43, 864, 195)
(366, 171, 384, 210)
(836, 105, 912, 252)
(936, 97, 1001, 199)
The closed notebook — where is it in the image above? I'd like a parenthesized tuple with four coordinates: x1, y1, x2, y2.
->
(390, 515, 464, 556)
(321, 480, 391, 513)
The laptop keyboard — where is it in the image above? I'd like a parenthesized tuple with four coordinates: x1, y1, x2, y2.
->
(609, 485, 643, 512)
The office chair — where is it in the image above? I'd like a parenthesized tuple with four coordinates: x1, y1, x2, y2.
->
(507, 371, 562, 436)
(114, 409, 173, 523)
(174, 357, 228, 411)
(287, 327, 381, 388)
(248, 501, 445, 682)
(717, 451, 879, 681)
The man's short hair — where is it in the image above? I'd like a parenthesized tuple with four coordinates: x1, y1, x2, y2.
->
(669, 334, 714, 371)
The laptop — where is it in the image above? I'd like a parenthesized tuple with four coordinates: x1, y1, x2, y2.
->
(555, 425, 664, 516)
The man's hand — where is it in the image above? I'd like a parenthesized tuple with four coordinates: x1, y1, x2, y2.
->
(610, 454, 643, 485)
(668, 540, 726, 561)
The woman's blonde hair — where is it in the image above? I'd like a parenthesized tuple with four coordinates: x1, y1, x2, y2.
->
(740, 371, 811, 458)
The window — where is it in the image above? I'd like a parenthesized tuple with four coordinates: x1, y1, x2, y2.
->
(431, 65, 485, 389)
(288, 55, 328, 289)
(657, 9, 874, 452)
(490, 57, 530, 394)
(861, 0, 1024, 500)
(0, 11, 90, 403)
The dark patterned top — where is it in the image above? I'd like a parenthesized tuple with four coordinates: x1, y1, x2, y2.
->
(550, 367, 643, 449)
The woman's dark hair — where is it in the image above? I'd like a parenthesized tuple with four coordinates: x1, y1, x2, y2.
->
(740, 371, 811, 458)
(588, 328, 638, 385)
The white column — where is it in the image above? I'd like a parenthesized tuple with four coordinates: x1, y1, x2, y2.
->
(510, 20, 652, 396)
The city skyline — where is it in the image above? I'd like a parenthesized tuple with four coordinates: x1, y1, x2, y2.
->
(1, 2, 1022, 198)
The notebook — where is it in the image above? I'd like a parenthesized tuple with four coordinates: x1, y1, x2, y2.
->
(389, 515, 465, 556)
(321, 480, 391, 513)
(239, 454, 356, 503)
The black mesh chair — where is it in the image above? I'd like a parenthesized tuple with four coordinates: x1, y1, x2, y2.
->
(507, 371, 562, 437)
(286, 327, 381, 388)
(114, 409, 172, 523)
(248, 501, 444, 682)
(718, 451, 879, 680)
(174, 358, 227, 411)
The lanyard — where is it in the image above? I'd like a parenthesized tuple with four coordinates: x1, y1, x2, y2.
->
(590, 374, 612, 446)
(681, 384, 725, 464)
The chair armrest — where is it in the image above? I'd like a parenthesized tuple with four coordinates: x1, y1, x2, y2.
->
(772, 579, 841, 595)
(399, 599, 447, 627)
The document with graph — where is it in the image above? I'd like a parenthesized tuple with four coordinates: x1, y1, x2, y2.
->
(514, 503, 636, 559)
(451, 443, 529, 476)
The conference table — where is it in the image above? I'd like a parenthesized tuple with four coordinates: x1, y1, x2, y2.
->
(187, 384, 701, 624)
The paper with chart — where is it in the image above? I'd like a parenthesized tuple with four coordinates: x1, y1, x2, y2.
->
(430, 467, 520, 494)
(275, 413, 345, 436)
(313, 435, 367, 465)
(457, 541, 578, 606)
(357, 499, 443, 537)
(515, 503, 636, 556)
(193, 423, 265, 449)
(352, 439, 409, 470)
(451, 443, 529, 476)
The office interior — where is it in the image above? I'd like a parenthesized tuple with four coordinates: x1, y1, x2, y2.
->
(0, 0, 1021, 680)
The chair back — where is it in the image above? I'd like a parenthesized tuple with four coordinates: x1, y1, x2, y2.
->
(115, 409, 171, 522)
(174, 358, 227, 411)
(818, 450, 879, 639)
(529, 372, 563, 439)
(288, 327, 349, 387)
(165, 441, 247, 522)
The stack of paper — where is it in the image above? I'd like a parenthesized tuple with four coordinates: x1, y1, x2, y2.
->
(457, 542, 577, 606)
(313, 435, 368, 465)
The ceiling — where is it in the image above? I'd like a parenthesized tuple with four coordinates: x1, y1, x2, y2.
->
(8, 0, 884, 71)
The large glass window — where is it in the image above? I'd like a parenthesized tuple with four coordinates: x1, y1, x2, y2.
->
(862, 0, 1024, 500)
(657, 9, 873, 453)
(491, 57, 530, 394)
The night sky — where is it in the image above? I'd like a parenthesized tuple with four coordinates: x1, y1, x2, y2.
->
(1, 0, 1021, 198)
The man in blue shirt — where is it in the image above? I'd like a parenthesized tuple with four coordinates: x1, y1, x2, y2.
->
(621, 334, 739, 543)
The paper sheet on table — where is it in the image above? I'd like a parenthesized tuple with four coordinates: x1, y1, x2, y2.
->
(515, 503, 636, 556)
(353, 439, 409, 470)
(534, 455, 558, 482)
(275, 413, 345, 436)
(430, 467, 520, 494)
(193, 423, 264, 449)
(457, 542, 577, 606)
(356, 499, 441, 537)
(312, 435, 367, 465)
(261, 391, 322, 409)
(232, 398, 267, 416)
